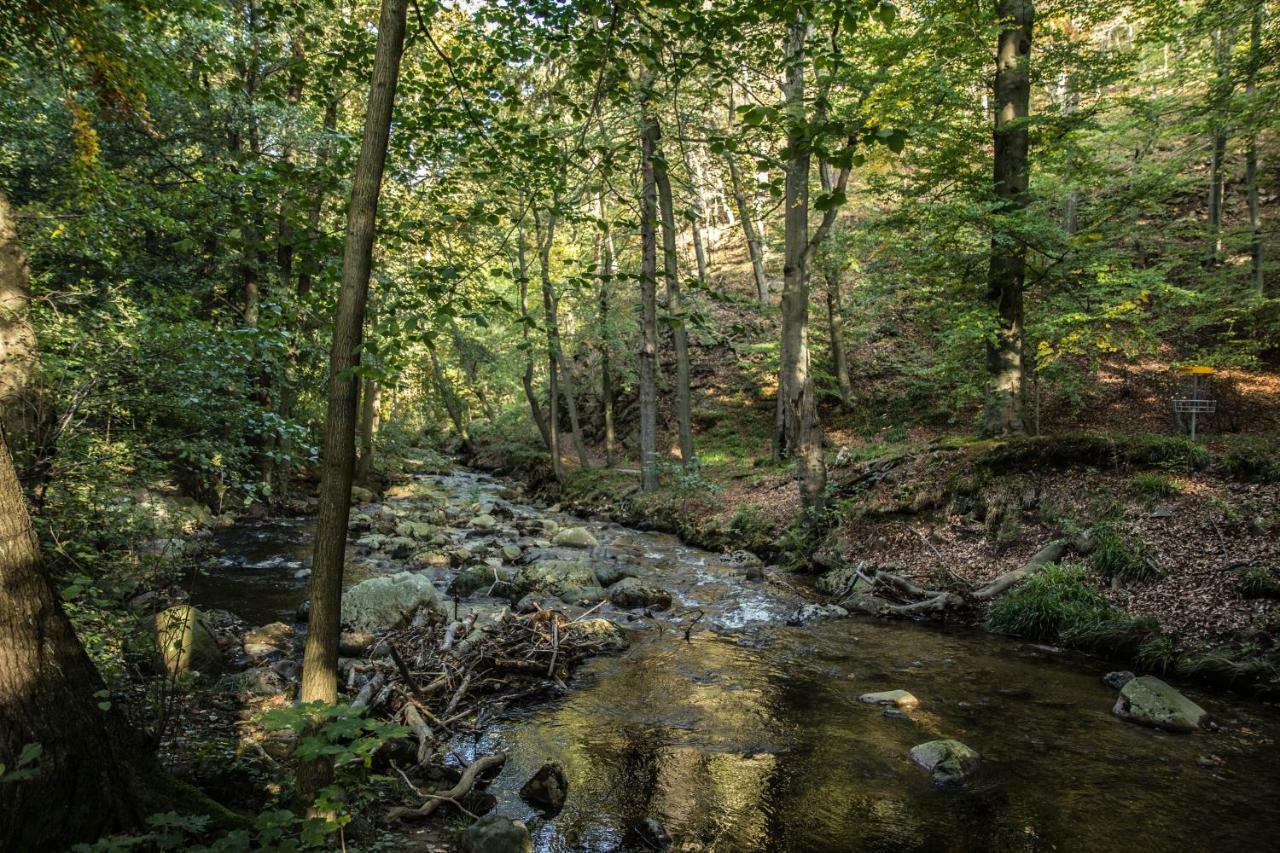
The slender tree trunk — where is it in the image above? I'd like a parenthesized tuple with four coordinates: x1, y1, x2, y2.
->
(1206, 25, 1234, 265)
(723, 92, 770, 305)
(535, 210, 589, 472)
(776, 17, 813, 461)
(0, 191, 46, 486)
(825, 270, 853, 408)
(652, 118, 696, 469)
(298, 0, 407, 801)
(639, 103, 660, 490)
(516, 218, 553, 453)
(773, 17, 828, 514)
(1246, 3, 1263, 293)
(428, 344, 470, 448)
(983, 0, 1034, 437)
(356, 378, 379, 486)
(298, 95, 339, 299)
(595, 192, 617, 466)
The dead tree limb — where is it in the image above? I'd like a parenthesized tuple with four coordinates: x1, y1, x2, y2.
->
(387, 751, 507, 821)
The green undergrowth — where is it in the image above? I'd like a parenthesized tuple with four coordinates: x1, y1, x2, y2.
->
(986, 563, 1134, 644)
(1088, 521, 1161, 584)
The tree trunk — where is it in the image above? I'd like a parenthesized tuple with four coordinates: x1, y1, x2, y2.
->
(535, 210, 589, 473)
(299, 0, 407, 800)
(825, 270, 853, 408)
(356, 378, 379, 486)
(639, 103, 660, 491)
(516, 218, 553, 454)
(724, 96, 769, 304)
(0, 430, 170, 849)
(774, 16, 828, 514)
(652, 117, 696, 470)
(1246, 3, 1263, 293)
(0, 190, 46, 487)
(775, 17, 814, 461)
(449, 321, 496, 422)
(595, 192, 618, 467)
(1206, 24, 1234, 265)
(983, 0, 1034, 437)
(428, 344, 470, 448)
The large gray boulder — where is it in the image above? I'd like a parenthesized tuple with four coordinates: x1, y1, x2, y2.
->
(512, 560, 604, 605)
(909, 739, 980, 787)
(449, 564, 514, 597)
(460, 815, 531, 853)
(552, 527, 598, 549)
(155, 605, 224, 677)
(1112, 676, 1208, 733)
(608, 577, 673, 611)
(341, 572, 445, 632)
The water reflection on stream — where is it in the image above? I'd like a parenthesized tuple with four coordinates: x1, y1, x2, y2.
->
(196, 466, 1280, 852)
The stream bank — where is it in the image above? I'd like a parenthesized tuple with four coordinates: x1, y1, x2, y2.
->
(175, 452, 1280, 851)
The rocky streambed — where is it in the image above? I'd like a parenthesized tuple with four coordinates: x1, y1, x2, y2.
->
(185, 459, 1280, 852)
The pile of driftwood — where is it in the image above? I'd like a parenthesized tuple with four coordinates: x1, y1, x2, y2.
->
(339, 604, 620, 821)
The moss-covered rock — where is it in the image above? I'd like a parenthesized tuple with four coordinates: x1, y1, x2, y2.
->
(607, 577, 672, 610)
(512, 560, 601, 603)
(155, 605, 224, 678)
(449, 564, 514, 597)
(909, 739, 980, 787)
(553, 526, 599, 549)
(1112, 675, 1208, 732)
(341, 572, 445, 632)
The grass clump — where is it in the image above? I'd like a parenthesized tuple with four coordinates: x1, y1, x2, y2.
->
(1135, 634, 1180, 673)
(1089, 522, 1160, 584)
(1237, 566, 1280, 599)
(986, 564, 1123, 643)
(1130, 472, 1182, 498)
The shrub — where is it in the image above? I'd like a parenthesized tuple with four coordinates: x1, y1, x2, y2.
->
(986, 564, 1123, 643)
(1237, 566, 1280, 599)
(1135, 634, 1180, 673)
(1089, 522, 1160, 584)
(1130, 472, 1181, 498)
(1064, 614, 1162, 657)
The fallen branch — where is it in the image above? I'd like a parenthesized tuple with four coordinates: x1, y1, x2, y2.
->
(387, 751, 507, 821)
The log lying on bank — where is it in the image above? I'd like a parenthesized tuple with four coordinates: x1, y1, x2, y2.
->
(387, 751, 507, 821)
(842, 531, 1094, 617)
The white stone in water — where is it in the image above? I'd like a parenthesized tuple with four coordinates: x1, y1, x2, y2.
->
(859, 689, 920, 709)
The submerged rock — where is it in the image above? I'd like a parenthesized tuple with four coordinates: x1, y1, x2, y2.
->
(859, 690, 919, 709)
(341, 572, 445, 633)
(569, 618, 628, 652)
(460, 814, 531, 853)
(608, 577, 673, 611)
(629, 817, 672, 850)
(1113, 676, 1208, 733)
(1103, 670, 1136, 691)
(155, 605, 224, 678)
(553, 526, 598, 549)
(519, 763, 568, 815)
(909, 739, 980, 787)
(594, 562, 634, 587)
(785, 603, 848, 626)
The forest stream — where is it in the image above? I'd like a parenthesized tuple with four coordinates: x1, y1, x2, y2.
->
(192, 462, 1280, 852)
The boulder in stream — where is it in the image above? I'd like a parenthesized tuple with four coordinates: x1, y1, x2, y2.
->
(519, 763, 568, 815)
(460, 814, 531, 853)
(512, 560, 604, 605)
(553, 526, 598, 549)
(859, 690, 920, 709)
(341, 572, 445, 633)
(155, 605, 224, 678)
(450, 564, 514, 597)
(350, 485, 375, 503)
(569, 618, 628, 652)
(594, 562, 635, 587)
(608, 577, 673, 611)
(909, 739, 981, 788)
(1112, 676, 1208, 733)
(1103, 670, 1136, 691)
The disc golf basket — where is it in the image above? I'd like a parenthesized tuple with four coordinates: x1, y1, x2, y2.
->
(1172, 366, 1216, 441)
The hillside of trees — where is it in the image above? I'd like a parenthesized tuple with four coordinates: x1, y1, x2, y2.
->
(2, 0, 1279, 849)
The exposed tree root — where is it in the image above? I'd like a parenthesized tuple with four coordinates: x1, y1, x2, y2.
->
(843, 530, 1093, 617)
(387, 751, 507, 821)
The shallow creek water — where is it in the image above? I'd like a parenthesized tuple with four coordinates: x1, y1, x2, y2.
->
(194, 466, 1280, 852)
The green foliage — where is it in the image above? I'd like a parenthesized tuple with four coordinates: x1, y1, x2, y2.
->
(1130, 472, 1182, 498)
(1237, 566, 1280, 600)
(1088, 522, 1160, 584)
(986, 564, 1123, 643)
(0, 743, 43, 785)
(1135, 634, 1181, 673)
(1220, 438, 1280, 483)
